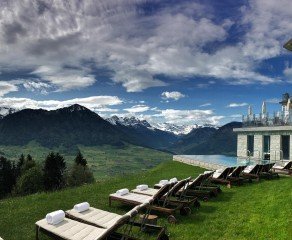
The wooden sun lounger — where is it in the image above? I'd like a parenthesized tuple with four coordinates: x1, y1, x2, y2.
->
(109, 182, 196, 223)
(181, 173, 220, 201)
(241, 164, 261, 181)
(272, 161, 292, 175)
(35, 216, 136, 240)
(226, 166, 248, 186)
(259, 163, 279, 179)
(65, 203, 169, 240)
(209, 167, 236, 188)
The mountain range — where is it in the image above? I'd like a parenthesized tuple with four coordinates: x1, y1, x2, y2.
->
(0, 104, 241, 155)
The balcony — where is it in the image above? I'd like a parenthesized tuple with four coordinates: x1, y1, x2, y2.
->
(242, 112, 292, 127)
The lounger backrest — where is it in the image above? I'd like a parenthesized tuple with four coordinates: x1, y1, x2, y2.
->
(107, 214, 131, 233)
(189, 174, 205, 188)
(229, 166, 245, 177)
(284, 161, 292, 169)
(214, 167, 231, 179)
(152, 183, 171, 201)
(168, 177, 191, 197)
(267, 163, 275, 172)
(249, 164, 259, 174)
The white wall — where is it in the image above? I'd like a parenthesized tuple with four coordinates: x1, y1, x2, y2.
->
(237, 134, 247, 157)
(270, 135, 281, 160)
(253, 135, 263, 159)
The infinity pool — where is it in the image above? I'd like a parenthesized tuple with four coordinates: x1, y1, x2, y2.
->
(175, 155, 273, 169)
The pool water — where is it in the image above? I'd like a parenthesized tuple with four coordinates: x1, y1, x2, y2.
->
(179, 155, 272, 167)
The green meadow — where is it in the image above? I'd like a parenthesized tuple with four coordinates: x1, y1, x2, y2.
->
(0, 142, 171, 178)
(0, 161, 291, 240)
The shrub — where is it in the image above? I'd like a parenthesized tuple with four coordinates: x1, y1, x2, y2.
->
(20, 154, 36, 174)
(14, 166, 44, 195)
(68, 165, 94, 187)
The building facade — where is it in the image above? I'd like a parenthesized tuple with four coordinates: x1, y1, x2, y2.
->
(234, 93, 292, 161)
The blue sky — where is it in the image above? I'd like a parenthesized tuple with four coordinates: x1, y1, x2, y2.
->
(0, 0, 291, 125)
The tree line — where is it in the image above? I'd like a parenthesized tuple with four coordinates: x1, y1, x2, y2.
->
(0, 151, 94, 199)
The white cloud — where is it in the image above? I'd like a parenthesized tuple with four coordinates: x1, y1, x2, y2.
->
(0, 0, 288, 94)
(161, 91, 185, 101)
(0, 96, 122, 111)
(23, 81, 51, 94)
(32, 66, 95, 91)
(266, 98, 281, 104)
(227, 102, 249, 108)
(156, 109, 223, 125)
(199, 103, 212, 107)
(124, 104, 150, 113)
(241, 0, 292, 60)
(284, 67, 292, 82)
(0, 81, 18, 96)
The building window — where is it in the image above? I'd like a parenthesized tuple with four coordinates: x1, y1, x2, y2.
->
(281, 135, 290, 160)
(263, 135, 270, 153)
(247, 135, 254, 156)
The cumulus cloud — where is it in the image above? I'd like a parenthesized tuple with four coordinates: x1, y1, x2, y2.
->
(227, 102, 249, 108)
(0, 96, 122, 111)
(241, 0, 292, 60)
(161, 91, 185, 101)
(0, 81, 18, 96)
(124, 104, 150, 113)
(0, 0, 285, 93)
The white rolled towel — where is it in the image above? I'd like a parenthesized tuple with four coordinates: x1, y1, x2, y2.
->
(169, 177, 178, 183)
(159, 180, 169, 185)
(116, 188, 129, 196)
(46, 210, 65, 225)
(74, 202, 90, 213)
(136, 184, 148, 191)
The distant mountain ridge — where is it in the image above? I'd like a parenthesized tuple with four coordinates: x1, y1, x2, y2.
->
(173, 122, 242, 156)
(0, 104, 126, 148)
(0, 104, 240, 155)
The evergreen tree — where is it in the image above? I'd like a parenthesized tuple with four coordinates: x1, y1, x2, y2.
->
(43, 152, 66, 191)
(0, 157, 16, 198)
(74, 151, 87, 167)
(16, 154, 25, 178)
(21, 154, 36, 174)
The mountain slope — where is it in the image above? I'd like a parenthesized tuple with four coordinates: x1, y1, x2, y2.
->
(171, 127, 217, 153)
(173, 122, 242, 155)
(0, 104, 126, 148)
(107, 116, 178, 149)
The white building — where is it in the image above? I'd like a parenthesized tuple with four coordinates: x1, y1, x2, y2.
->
(234, 93, 292, 161)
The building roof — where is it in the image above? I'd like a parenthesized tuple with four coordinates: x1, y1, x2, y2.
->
(284, 39, 292, 51)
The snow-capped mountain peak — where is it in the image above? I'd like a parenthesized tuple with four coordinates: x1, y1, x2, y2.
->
(106, 116, 152, 128)
(152, 122, 199, 135)
(0, 107, 16, 118)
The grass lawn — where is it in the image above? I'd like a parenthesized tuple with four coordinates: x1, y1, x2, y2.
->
(0, 142, 172, 178)
(0, 161, 291, 240)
